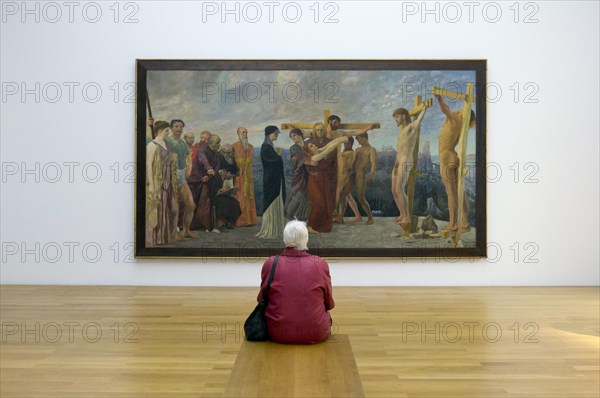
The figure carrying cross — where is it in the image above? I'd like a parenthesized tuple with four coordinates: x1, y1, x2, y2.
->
(281, 110, 379, 228)
(281, 110, 379, 141)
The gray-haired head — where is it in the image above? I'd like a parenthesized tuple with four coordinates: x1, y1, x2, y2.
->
(208, 134, 221, 152)
(221, 143, 233, 154)
(283, 220, 309, 251)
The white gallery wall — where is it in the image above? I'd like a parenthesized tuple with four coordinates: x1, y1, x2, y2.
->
(1, 1, 598, 286)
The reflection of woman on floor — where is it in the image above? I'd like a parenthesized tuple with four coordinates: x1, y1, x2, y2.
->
(284, 128, 309, 221)
(146, 121, 179, 245)
(304, 133, 349, 234)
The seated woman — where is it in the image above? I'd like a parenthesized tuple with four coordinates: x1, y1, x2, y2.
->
(257, 220, 335, 344)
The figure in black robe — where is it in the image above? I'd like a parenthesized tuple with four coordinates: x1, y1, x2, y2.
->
(256, 126, 286, 239)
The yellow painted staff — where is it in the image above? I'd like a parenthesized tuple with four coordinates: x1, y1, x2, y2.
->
(146, 88, 156, 139)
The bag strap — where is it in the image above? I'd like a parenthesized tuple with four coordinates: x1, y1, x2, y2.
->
(261, 255, 279, 306)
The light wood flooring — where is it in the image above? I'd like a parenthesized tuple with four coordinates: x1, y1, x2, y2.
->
(1, 286, 598, 397)
(224, 334, 364, 397)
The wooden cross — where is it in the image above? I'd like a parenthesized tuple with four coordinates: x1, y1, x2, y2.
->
(281, 109, 380, 139)
(405, 96, 434, 235)
(282, 109, 380, 219)
(432, 84, 475, 245)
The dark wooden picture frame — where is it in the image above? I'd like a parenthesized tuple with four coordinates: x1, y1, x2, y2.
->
(135, 59, 487, 260)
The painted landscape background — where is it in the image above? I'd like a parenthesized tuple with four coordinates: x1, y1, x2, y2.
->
(145, 69, 479, 249)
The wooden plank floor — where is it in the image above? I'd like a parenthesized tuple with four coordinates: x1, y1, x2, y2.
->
(1, 286, 598, 397)
(224, 334, 364, 397)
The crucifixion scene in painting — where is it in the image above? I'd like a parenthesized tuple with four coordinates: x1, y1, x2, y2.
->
(144, 70, 477, 250)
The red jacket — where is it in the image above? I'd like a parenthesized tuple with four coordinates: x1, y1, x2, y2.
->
(257, 248, 335, 344)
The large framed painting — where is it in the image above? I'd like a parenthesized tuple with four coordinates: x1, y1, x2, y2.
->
(135, 60, 487, 259)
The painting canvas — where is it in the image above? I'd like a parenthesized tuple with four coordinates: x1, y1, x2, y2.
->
(135, 60, 487, 259)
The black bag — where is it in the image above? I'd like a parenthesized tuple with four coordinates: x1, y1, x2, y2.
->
(244, 255, 279, 341)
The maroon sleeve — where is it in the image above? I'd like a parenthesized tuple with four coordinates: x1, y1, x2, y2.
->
(322, 259, 335, 311)
(196, 146, 213, 172)
(256, 257, 274, 302)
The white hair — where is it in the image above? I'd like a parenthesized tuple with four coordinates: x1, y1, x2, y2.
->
(283, 220, 309, 251)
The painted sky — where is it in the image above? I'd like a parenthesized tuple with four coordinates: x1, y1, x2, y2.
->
(148, 69, 477, 155)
